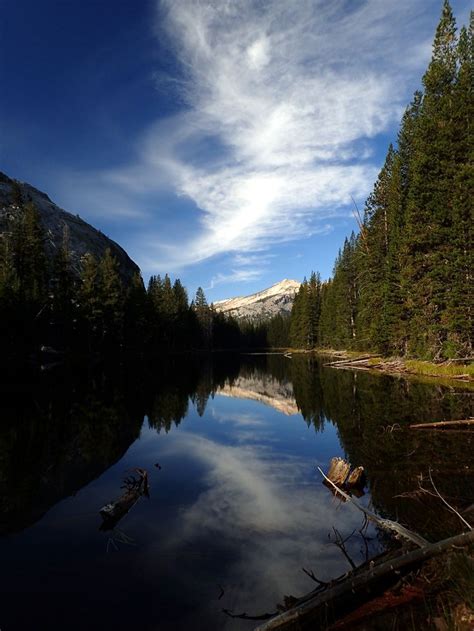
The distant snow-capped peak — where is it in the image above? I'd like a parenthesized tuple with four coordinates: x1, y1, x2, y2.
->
(214, 279, 300, 320)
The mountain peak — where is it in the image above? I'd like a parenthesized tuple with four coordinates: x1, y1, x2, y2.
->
(214, 279, 300, 320)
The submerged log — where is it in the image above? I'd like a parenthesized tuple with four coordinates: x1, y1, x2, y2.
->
(410, 419, 474, 430)
(100, 468, 149, 531)
(254, 530, 474, 631)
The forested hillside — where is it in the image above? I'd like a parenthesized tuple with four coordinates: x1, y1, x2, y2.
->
(290, 2, 473, 360)
(0, 187, 276, 358)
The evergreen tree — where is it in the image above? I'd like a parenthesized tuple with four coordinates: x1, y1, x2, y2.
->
(402, 0, 460, 357)
(14, 202, 48, 306)
(79, 253, 101, 349)
(357, 146, 401, 353)
(290, 280, 308, 348)
(307, 272, 322, 348)
(99, 248, 124, 347)
(193, 287, 212, 347)
(124, 271, 149, 350)
(444, 18, 473, 355)
(50, 224, 76, 348)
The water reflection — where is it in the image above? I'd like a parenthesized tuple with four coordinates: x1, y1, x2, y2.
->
(218, 374, 298, 415)
(0, 354, 472, 630)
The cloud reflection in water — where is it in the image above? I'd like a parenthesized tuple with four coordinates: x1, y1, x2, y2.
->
(136, 393, 380, 622)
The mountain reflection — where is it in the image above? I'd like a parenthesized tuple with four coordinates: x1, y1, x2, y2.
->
(218, 375, 298, 415)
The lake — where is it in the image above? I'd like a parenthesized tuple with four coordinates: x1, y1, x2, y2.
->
(0, 353, 472, 630)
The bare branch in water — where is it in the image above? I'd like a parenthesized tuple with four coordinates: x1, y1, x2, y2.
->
(331, 527, 357, 570)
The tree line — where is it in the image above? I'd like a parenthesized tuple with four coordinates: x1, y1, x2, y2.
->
(290, 2, 473, 360)
(0, 192, 288, 358)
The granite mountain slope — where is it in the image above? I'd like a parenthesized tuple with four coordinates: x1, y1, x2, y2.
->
(0, 172, 139, 281)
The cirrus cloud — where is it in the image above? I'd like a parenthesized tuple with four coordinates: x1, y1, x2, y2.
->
(94, 0, 442, 273)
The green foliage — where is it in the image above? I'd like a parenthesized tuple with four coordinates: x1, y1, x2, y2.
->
(290, 272, 322, 349)
(290, 2, 472, 360)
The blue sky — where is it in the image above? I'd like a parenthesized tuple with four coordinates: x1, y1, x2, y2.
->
(1, 0, 471, 302)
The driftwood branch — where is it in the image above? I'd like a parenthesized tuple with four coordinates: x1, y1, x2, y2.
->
(318, 467, 428, 547)
(254, 530, 474, 630)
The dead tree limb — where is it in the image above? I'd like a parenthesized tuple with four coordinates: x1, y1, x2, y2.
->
(318, 467, 429, 547)
(425, 468, 472, 531)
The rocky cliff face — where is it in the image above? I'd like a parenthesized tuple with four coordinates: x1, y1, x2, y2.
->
(0, 172, 140, 281)
(214, 279, 300, 320)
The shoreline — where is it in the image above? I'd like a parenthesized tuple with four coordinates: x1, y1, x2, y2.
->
(283, 348, 474, 384)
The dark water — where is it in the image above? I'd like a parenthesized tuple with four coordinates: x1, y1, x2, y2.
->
(0, 354, 473, 630)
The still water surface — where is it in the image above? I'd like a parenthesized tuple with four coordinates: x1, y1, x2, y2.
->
(0, 354, 472, 630)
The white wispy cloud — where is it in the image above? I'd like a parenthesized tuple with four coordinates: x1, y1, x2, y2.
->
(76, 0, 441, 274)
(144, 0, 435, 268)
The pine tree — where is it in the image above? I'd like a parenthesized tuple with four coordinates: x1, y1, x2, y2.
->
(357, 145, 405, 353)
(401, 1, 461, 357)
(17, 202, 48, 306)
(124, 271, 149, 350)
(307, 272, 322, 348)
(51, 224, 76, 347)
(99, 248, 124, 346)
(444, 18, 474, 355)
(193, 287, 212, 347)
(290, 280, 308, 348)
(79, 253, 101, 349)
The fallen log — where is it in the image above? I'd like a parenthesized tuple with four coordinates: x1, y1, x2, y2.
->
(410, 419, 474, 430)
(324, 355, 378, 367)
(254, 530, 474, 631)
